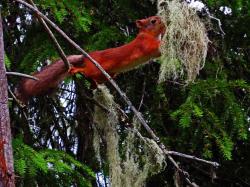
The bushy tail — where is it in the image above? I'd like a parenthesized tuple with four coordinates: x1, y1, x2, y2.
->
(15, 55, 84, 104)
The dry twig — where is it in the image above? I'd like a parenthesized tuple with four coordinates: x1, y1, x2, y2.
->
(26, 0, 71, 69)
(6, 71, 38, 80)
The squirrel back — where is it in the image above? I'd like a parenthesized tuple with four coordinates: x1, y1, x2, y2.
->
(69, 16, 166, 83)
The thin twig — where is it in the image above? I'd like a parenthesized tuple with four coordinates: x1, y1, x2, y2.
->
(165, 148, 199, 186)
(7, 87, 25, 108)
(138, 78, 146, 111)
(84, 94, 110, 113)
(8, 87, 30, 121)
(165, 80, 185, 86)
(115, 104, 130, 120)
(26, 0, 71, 69)
(6, 72, 38, 80)
(208, 15, 225, 35)
(167, 151, 219, 167)
(204, 9, 225, 36)
(60, 87, 110, 113)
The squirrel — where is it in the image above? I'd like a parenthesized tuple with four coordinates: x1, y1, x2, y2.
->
(15, 16, 166, 104)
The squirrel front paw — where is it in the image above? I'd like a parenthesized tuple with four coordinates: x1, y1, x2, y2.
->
(68, 67, 78, 75)
(68, 67, 86, 75)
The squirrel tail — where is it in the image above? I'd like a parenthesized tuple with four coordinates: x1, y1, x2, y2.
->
(15, 55, 84, 104)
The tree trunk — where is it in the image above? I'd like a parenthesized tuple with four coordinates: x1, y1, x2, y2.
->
(0, 11, 15, 187)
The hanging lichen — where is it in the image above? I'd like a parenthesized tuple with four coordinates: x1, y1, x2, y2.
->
(157, 0, 209, 83)
(93, 85, 122, 186)
(93, 85, 166, 187)
(119, 119, 166, 187)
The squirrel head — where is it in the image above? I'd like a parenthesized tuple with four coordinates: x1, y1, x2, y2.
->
(136, 16, 166, 38)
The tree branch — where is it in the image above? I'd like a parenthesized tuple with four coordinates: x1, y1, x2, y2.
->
(138, 78, 146, 111)
(204, 9, 225, 36)
(167, 151, 219, 167)
(60, 88, 110, 113)
(8, 87, 26, 108)
(6, 71, 39, 80)
(26, 0, 71, 69)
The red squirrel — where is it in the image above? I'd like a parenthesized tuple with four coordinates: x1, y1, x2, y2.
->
(68, 16, 165, 83)
(15, 16, 166, 104)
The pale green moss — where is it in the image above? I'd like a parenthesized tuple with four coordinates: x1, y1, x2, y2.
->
(158, 0, 209, 83)
(93, 85, 166, 187)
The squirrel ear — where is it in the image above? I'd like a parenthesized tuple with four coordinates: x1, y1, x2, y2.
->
(136, 20, 144, 28)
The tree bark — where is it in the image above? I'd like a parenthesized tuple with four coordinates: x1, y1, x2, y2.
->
(0, 11, 15, 187)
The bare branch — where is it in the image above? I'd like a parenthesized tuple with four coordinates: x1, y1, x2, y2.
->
(6, 71, 39, 80)
(26, 0, 71, 69)
(60, 88, 110, 113)
(83, 94, 110, 113)
(204, 9, 225, 36)
(138, 78, 146, 111)
(167, 151, 219, 167)
(208, 15, 225, 35)
(8, 87, 26, 108)
(131, 127, 199, 187)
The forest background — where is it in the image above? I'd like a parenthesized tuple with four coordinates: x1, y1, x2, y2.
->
(1, 0, 250, 186)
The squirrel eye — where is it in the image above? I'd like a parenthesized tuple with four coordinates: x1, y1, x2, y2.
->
(151, 19, 157, 24)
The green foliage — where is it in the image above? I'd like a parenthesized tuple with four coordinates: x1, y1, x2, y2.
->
(4, 54, 11, 69)
(171, 79, 249, 159)
(13, 138, 48, 177)
(3, 0, 250, 186)
(37, 0, 92, 32)
(13, 137, 95, 187)
(86, 26, 126, 51)
(18, 33, 58, 73)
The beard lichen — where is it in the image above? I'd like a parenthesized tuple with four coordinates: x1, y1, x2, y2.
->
(158, 0, 209, 83)
(93, 84, 122, 186)
(93, 85, 166, 187)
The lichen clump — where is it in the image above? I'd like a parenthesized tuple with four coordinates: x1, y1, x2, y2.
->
(93, 85, 166, 187)
(158, 0, 209, 83)
(93, 85, 122, 186)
